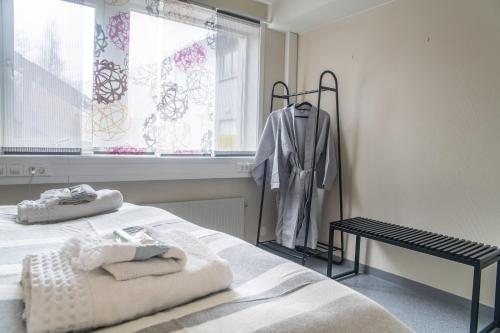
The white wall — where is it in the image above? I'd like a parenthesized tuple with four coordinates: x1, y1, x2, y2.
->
(297, 0, 500, 306)
(262, 27, 286, 116)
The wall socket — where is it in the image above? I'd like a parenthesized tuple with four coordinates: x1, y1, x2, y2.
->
(25, 164, 51, 177)
(236, 162, 253, 173)
(6, 164, 23, 177)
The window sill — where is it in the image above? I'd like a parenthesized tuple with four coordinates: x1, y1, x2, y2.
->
(0, 155, 255, 185)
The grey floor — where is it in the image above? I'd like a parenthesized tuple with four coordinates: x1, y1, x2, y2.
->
(265, 246, 498, 333)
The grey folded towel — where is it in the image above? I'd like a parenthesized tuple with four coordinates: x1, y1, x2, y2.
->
(39, 184, 98, 205)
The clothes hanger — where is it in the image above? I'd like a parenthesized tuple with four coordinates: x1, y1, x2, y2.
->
(296, 101, 312, 110)
(287, 101, 312, 110)
(289, 101, 312, 118)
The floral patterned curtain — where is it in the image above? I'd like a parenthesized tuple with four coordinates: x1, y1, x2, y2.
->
(87, 0, 217, 155)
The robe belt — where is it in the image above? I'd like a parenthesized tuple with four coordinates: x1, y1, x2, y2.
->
(292, 167, 312, 181)
(288, 167, 313, 195)
(289, 167, 315, 239)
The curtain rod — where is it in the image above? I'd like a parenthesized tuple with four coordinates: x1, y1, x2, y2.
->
(217, 10, 260, 25)
(186, 1, 261, 25)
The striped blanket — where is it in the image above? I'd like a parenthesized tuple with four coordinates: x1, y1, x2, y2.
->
(0, 203, 412, 333)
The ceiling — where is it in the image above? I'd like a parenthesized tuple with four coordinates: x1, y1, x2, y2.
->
(260, 0, 394, 33)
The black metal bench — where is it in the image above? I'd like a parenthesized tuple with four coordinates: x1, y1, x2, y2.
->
(327, 217, 500, 333)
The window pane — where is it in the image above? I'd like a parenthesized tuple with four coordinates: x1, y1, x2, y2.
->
(214, 14, 260, 154)
(126, 11, 216, 155)
(3, 0, 94, 153)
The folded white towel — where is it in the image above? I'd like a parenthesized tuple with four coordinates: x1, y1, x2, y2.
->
(21, 229, 233, 333)
(62, 231, 188, 281)
(17, 189, 123, 224)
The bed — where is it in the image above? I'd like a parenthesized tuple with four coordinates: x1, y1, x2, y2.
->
(0, 203, 412, 333)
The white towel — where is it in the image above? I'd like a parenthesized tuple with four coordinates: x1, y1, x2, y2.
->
(21, 229, 233, 333)
(62, 231, 188, 281)
(17, 189, 123, 224)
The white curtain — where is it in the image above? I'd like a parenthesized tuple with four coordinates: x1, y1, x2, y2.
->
(2, 0, 260, 155)
(2, 0, 94, 153)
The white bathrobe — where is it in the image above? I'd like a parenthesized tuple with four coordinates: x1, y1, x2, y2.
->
(252, 105, 337, 249)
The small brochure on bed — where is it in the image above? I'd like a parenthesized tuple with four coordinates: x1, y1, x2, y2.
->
(111, 226, 172, 261)
(113, 226, 157, 244)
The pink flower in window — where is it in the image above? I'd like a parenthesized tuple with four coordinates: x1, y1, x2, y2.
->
(107, 11, 130, 52)
(173, 42, 206, 72)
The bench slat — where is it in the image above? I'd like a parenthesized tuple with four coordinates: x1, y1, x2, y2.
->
(418, 235, 449, 247)
(461, 245, 490, 257)
(470, 247, 496, 260)
(434, 238, 462, 251)
(331, 217, 500, 265)
(442, 240, 473, 253)
(413, 234, 445, 246)
(476, 249, 500, 262)
(424, 237, 457, 249)
(453, 243, 483, 256)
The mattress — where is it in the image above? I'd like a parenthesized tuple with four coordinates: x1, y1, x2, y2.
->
(0, 203, 412, 333)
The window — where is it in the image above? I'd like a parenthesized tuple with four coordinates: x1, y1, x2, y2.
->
(0, 0, 260, 156)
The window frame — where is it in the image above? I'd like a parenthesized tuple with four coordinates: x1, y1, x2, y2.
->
(0, 0, 264, 169)
(0, 0, 265, 158)
(0, 154, 254, 184)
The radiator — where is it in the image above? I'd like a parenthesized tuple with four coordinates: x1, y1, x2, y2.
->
(145, 198, 245, 239)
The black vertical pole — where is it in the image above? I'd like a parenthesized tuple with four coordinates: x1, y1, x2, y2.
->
(334, 76, 343, 221)
(327, 226, 335, 277)
(334, 72, 344, 264)
(354, 235, 361, 274)
(470, 265, 481, 333)
(495, 262, 500, 325)
(330, 71, 344, 265)
(256, 162, 267, 245)
(256, 82, 289, 246)
(301, 71, 331, 265)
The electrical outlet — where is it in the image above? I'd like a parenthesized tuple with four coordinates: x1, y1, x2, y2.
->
(7, 164, 24, 177)
(236, 162, 253, 173)
(37, 165, 49, 176)
(26, 166, 37, 176)
(25, 164, 51, 177)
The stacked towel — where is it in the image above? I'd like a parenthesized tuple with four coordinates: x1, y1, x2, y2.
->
(21, 229, 233, 333)
(17, 189, 123, 224)
(62, 231, 188, 280)
(39, 184, 97, 205)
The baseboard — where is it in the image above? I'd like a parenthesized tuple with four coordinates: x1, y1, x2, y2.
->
(330, 254, 494, 314)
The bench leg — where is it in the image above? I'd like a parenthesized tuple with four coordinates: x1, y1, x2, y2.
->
(495, 262, 499, 326)
(354, 235, 361, 274)
(330, 233, 361, 280)
(327, 226, 334, 278)
(470, 265, 481, 333)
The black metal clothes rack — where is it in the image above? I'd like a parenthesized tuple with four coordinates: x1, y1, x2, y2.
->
(255, 70, 345, 266)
